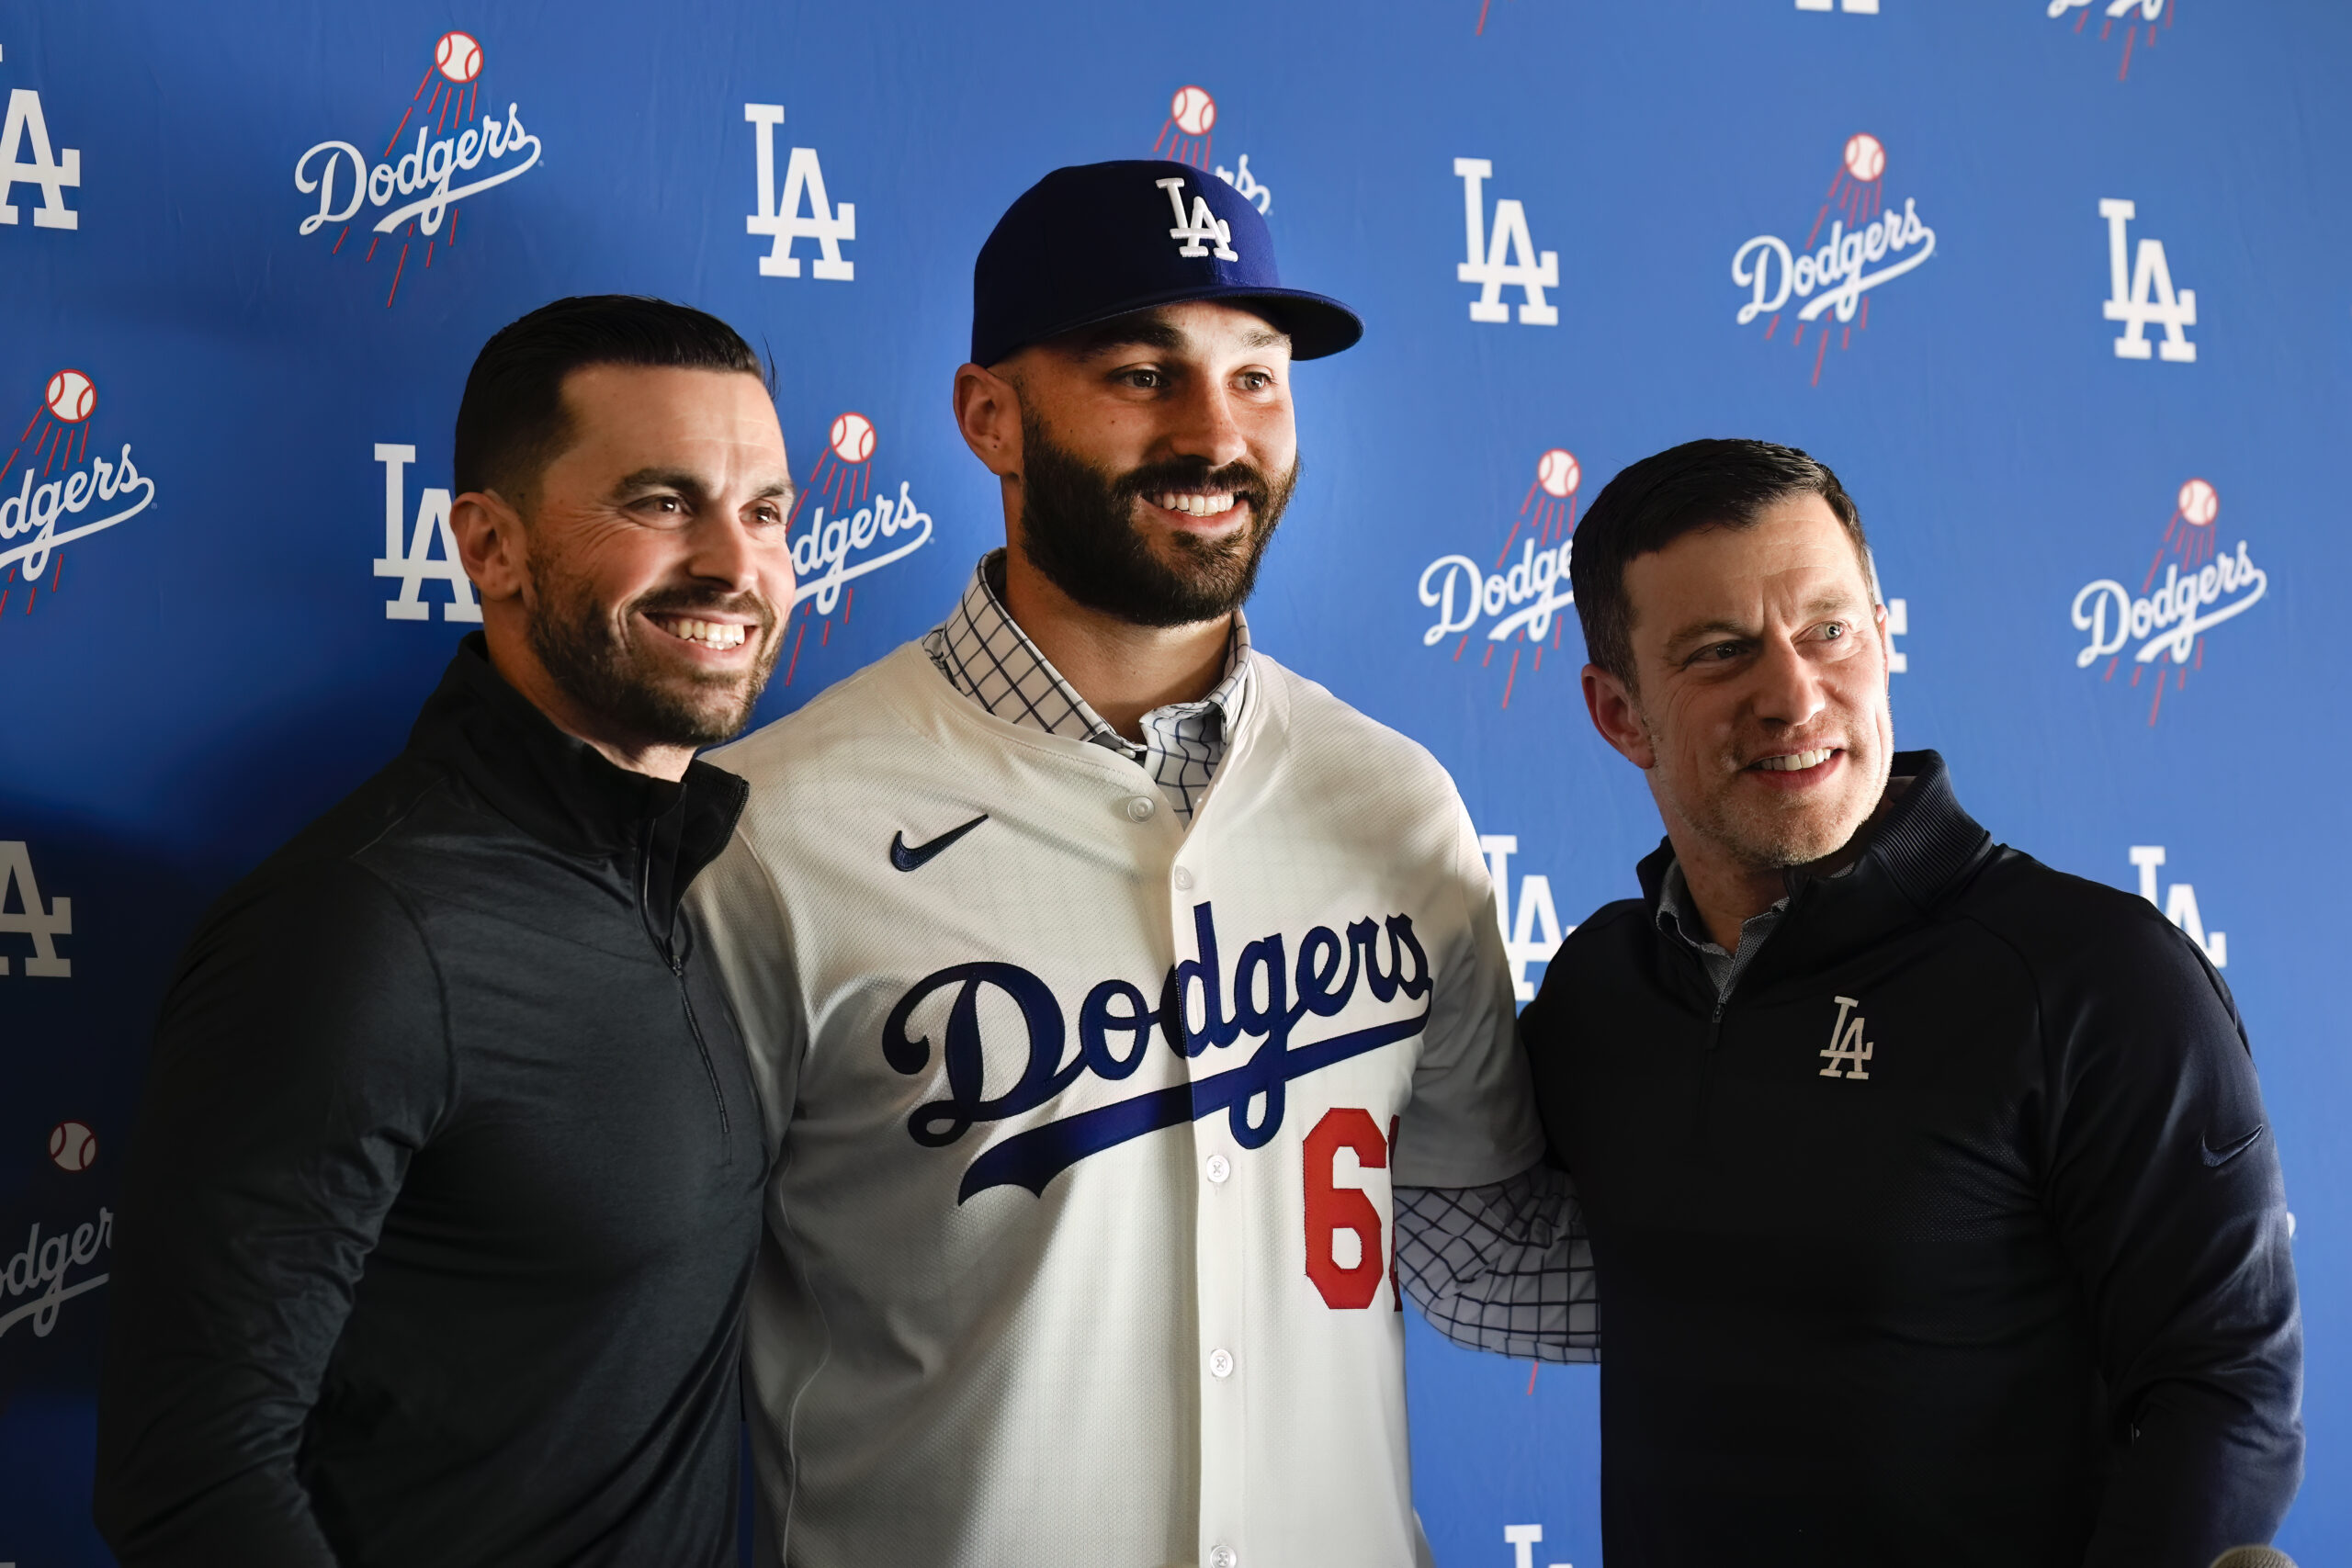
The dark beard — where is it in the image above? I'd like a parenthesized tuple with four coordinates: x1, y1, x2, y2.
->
(1015, 409, 1297, 628)
(524, 552, 781, 750)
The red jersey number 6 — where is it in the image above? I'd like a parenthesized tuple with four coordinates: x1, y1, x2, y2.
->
(1303, 1107, 1396, 1310)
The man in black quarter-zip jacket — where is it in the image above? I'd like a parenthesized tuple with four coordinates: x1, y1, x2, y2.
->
(1521, 439, 2301, 1568)
(96, 298, 799, 1568)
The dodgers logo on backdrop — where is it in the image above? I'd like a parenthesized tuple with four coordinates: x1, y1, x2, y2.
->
(775, 414, 933, 688)
(1730, 133, 1938, 386)
(884, 902, 1432, 1200)
(1148, 86, 1273, 213)
(2050, 0, 2174, 81)
(0, 369, 157, 619)
(0, 1207, 111, 1344)
(742, 105, 855, 280)
(0, 48, 83, 231)
(1418, 447, 1580, 708)
(1154, 85, 1219, 169)
(292, 31, 543, 307)
(2071, 477, 2264, 726)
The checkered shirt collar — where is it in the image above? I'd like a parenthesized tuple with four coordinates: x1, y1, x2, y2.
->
(922, 550, 1253, 758)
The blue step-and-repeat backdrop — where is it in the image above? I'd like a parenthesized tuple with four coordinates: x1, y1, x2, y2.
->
(3, 1, 2345, 1562)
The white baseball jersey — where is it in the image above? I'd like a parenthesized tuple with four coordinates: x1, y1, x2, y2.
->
(693, 640, 1544, 1568)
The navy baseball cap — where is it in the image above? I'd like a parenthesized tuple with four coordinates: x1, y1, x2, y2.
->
(971, 160, 1363, 367)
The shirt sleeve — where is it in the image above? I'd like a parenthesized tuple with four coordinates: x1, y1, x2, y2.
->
(95, 863, 453, 1568)
(2034, 909, 2304, 1568)
(1391, 799, 1546, 1188)
(684, 829, 805, 1166)
(1396, 1164, 1600, 1363)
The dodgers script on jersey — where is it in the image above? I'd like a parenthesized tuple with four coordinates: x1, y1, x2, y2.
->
(693, 641, 1544, 1568)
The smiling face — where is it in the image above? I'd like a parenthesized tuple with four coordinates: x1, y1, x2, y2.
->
(992, 300, 1299, 626)
(1585, 493, 1894, 885)
(458, 363, 797, 773)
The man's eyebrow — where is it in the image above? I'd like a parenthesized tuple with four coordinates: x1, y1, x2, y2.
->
(1068, 318, 1188, 357)
(610, 467, 709, 499)
(1237, 324, 1290, 350)
(611, 468, 797, 505)
(1661, 617, 1755, 652)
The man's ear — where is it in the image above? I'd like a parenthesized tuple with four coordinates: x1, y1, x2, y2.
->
(1582, 662, 1658, 771)
(451, 490, 529, 604)
(1872, 599, 1894, 686)
(952, 362, 1024, 480)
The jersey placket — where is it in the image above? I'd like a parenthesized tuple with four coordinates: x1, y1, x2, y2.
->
(1174, 846, 1249, 1568)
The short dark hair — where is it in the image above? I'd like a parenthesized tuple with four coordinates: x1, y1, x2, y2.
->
(1569, 438, 1871, 683)
(453, 295, 767, 502)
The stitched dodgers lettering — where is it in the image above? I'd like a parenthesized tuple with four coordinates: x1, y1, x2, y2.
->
(883, 902, 1432, 1201)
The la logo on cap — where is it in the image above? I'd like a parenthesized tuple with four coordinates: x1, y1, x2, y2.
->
(1157, 176, 1238, 260)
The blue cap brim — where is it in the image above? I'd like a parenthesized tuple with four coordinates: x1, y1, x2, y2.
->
(992, 283, 1363, 365)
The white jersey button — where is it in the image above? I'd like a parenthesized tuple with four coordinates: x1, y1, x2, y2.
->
(1207, 1348, 1235, 1379)
(1172, 865, 1195, 890)
(1124, 795, 1157, 822)
(1208, 1547, 1238, 1568)
(1204, 1154, 1231, 1184)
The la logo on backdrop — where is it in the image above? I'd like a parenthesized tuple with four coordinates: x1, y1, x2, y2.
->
(1731, 133, 1938, 386)
(2050, 0, 2176, 81)
(1150, 86, 1272, 216)
(0, 41, 85, 231)
(2072, 478, 2264, 726)
(742, 104, 857, 281)
(1418, 448, 1582, 709)
(292, 30, 543, 307)
(0, 368, 158, 619)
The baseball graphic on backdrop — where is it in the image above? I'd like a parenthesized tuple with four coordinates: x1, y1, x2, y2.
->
(45, 368, 96, 423)
(829, 412, 876, 465)
(1170, 85, 1216, 137)
(1843, 132, 1886, 183)
(49, 1120, 96, 1172)
(2177, 477, 2220, 526)
(435, 30, 483, 84)
(1536, 448, 1580, 499)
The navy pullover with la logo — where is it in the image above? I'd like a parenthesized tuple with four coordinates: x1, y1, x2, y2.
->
(1521, 750, 2301, 1568)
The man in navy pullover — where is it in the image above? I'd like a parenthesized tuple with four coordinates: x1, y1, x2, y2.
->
(1521, 438, 2301, 1567)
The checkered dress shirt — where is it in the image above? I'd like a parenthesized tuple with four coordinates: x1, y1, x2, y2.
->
(921, 550, 1597, 1363)
(922, 552, 1252, 824)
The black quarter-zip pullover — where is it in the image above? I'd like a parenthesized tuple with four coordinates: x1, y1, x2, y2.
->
(96, 635, 768, 1568)
(1522, 751, 2301, 1568)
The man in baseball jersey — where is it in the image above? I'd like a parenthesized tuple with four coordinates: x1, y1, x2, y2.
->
(693, 163, 1594, 1568)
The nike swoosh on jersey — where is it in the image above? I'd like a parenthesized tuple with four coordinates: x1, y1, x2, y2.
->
(890, 814, 990, 873)
(2201, 1123, 2266, 1168)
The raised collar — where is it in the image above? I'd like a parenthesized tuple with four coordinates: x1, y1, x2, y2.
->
(1634, 750, 1996, 993)
(405, 634, 748, 889)
(925, 549, 1253, 751)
